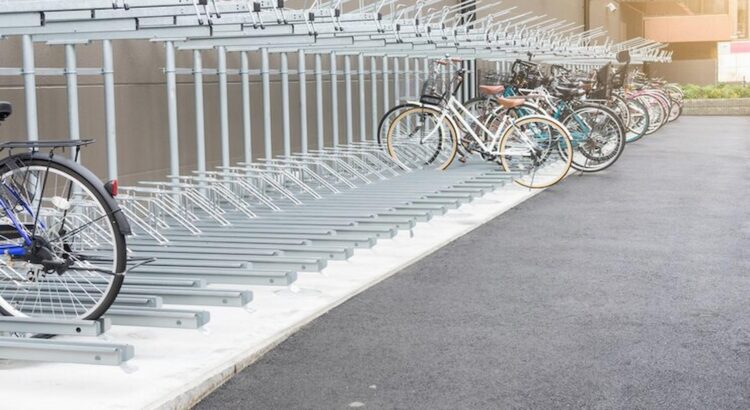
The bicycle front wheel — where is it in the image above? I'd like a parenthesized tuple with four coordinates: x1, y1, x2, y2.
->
(498, 115, 573, 189)
(0, 156, 126, 320)
(385, 106, 458, 170)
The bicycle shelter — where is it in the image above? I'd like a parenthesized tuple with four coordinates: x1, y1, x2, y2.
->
(0, 0, 670, 365)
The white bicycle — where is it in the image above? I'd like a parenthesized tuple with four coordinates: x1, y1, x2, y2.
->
(384, 59, 574, 189)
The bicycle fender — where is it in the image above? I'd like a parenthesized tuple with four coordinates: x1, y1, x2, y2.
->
(0, 152, 133, 236)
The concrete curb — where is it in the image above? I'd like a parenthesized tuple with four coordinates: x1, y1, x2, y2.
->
(146, 185, 548, 410)
(683, 98, 750, 115)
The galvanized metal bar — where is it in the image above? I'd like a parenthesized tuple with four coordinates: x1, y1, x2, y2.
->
(102, 39, 118, 179)
(217, 45, 230, 168)
(298, 49, 308, 154)
(193, 49, 207, 181)
(240, 50, 253, 163)
(0, 337, 134, 366)
(369, 55, 377, 141)
(0, 317, 110, 336)
(382, 55, 389, 113)
(357, 53, 366, 142)
(315, 53, 324, 150)
(393, 56, 400, 104)
(344, 54, 353, 145)
(64, 44, 80, 161)
(21, 35, 38, 141)
(414, 57, 420, 96)
(165, 40, 180, 183)
(330, 51, 339, 147)
(281, 52, 291, 157)
(403, 56, 410, 99)
(261, 47, 272, 160)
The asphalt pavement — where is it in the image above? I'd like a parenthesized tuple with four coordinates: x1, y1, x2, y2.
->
(196, 116, 750, 410)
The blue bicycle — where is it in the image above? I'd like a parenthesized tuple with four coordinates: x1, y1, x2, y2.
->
(0, 101, 131, 320)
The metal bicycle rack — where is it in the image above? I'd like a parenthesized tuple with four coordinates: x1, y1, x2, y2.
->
(0, 0, 670, 366)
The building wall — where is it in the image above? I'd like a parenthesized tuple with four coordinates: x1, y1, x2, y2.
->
(647, 59, 718, 85)
(0, 37, 395, 185)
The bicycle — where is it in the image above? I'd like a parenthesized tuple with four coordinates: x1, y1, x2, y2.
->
(0, 101, 132, 321)
(384, 59, 574, 189)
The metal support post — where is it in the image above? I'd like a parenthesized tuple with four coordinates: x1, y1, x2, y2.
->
(217, 46, 230, 168)
(404, 57, 410, 100)
(102, 39, 117, 180)
(64, 44, 80, 160)
(193, 50, 207, 178)
(315, 54, 324, 150)
(165, 41, 180, 182)
(330, 51, 339, 146)
(414, 58, 420, 97)
(261, 48, 272, 160)
(358, 54, 366, 143)
(393, 57, 400, 105)
(240, 51, 253, 164)
(344, 54, 353, 145)
(298, 49, 308, 154)
(21, 35, 38, 141)
(382, 55, 389, 113)
(281, 52, 291, 157)
(370, 56, 378, 141)
(462, 61, 468, 101)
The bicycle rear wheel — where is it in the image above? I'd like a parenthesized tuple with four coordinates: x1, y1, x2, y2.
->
(563, 104, 626, 173)
(624, 98, 650, 143)
(498, 115, 573, 189)
(385, 106, 458, 170)
(0, 156, 126, 320)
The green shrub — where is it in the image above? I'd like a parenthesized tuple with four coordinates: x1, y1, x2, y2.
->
(680, 83, 750, 99)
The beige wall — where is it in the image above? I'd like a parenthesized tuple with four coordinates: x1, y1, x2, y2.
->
(0, 38, 395, 185)
(647, 59, 718, 85)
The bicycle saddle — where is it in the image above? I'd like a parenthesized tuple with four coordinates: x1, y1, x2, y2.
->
(479, 85, 505, 96)
(555, 85, 586, 99)
(497, 97, 525, 109)
(0, 102, 11, 122)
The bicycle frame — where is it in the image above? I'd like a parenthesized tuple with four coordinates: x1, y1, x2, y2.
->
(0, 182, 36, 257)
(416, 95, 541, 157)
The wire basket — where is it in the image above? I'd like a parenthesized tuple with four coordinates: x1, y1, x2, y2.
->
(419, 61, 452, 106)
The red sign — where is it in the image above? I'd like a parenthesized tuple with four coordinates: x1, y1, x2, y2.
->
(730, 42, 750, 53)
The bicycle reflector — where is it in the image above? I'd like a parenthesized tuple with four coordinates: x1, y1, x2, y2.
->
(104, 179, 118, 197)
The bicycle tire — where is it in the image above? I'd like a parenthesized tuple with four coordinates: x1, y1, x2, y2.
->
(0, 155, 126, 320)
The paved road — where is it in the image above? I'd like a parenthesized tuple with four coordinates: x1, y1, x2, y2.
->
(197, 117, 750, 410)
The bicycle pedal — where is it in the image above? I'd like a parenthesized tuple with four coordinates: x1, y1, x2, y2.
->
(458, 156, 467, 164)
